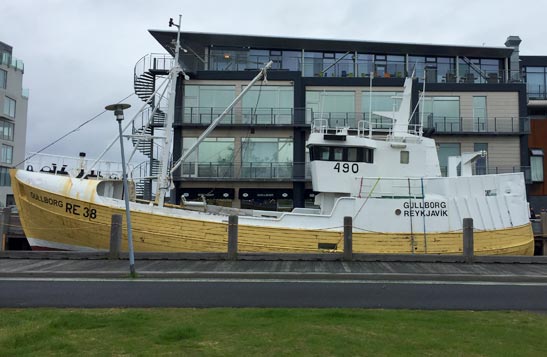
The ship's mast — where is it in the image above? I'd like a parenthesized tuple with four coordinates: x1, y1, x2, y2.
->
(157, 15, 183, 207)
(156, 15, 272, 207)
(169, 60, 272, 176)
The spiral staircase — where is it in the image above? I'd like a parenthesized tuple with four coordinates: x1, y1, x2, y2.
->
(132, 54, 172, 199)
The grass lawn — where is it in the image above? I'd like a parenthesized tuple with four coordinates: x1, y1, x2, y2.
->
(1, 308, 546, 356)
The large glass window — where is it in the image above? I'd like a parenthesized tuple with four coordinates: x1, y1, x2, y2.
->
(361, 91, 402, 128)
(183, 85, 236, 124)
(525, 67, 547, 99)
(473, 96, 487, 132)
(181, 137, 234, 177)
(241, 85, 293, 124)
(356, 54, 373, 77)
(420, 96, 460, 132)
(0, 119, 14, 141)
(307, 90, 355, 126)
(1, 144, 12, 164)
(437, 143, 461, 176)
(209, 48, 248, 71)
(458, 58, 501, 84)
(3, 96, 15, 118)
(0, 69, 6, 89)
(0, 166, 10, 186)
(302, 51, 355, 77)
(385, 55, 405, 78)
(303, 52, 323, 77)
(241, 138, 293, 178)
(530, 148, 544, 182)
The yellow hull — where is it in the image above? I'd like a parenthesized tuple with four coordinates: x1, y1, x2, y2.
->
(11, 170, 535, 255)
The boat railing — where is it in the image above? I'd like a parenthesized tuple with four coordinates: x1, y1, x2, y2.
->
(24, 152, 136, 179)
(311, 119, 329, 133)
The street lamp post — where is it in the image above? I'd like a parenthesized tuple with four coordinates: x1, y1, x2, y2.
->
(105, 103, 136, 277)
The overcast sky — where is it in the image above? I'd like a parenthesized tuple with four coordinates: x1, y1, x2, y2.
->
(2, 0, 546, 165)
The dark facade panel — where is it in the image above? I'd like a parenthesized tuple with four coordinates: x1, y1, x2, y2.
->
(149, 30, 513, 59)
(521, 56, 547, 67)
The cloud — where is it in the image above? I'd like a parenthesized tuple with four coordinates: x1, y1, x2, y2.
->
(2, 0, 545, 166)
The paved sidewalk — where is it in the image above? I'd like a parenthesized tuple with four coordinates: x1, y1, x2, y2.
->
(1, 258, 547, 282)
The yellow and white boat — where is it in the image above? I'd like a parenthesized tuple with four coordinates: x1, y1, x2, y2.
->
(10, 72, 534, 255)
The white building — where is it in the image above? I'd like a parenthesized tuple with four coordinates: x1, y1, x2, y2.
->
(0, 41, 28, 206)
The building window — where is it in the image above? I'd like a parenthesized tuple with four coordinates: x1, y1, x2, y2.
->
(530, 148, 544, 182)
(307, 90, 355, 126)
(0, 166, 10, 186)
(183, 85, 236, 124)
(0, 69, 6, 89)
(181, 137, 234, 178)
(420, 96, 460, 132)
(437, 143, 461, 176)
(1, 144, 13, 164)
(362, 91, 403, 129)
(5, 194, 15, 206)
(473, 96, 487, 132)
(525, 67, 547, 99)
(241, 85, 294, 124)
(3, 96, 15, 118)
(0, 119, 14, 140)
(241, 138, 293, 178)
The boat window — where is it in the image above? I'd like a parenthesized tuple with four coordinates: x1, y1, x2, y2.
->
(310, 146, 374, 163)
(400, 151, 409, 164)
(347, 147, 358, 162)
(363, 148, 374, 163)
(333, 147, 344, 161)
(310, 146, 330, 161)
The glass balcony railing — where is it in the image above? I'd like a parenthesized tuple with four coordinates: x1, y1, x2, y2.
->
(425, 116, 529, 134)
(181, 107, 303, 125)
(0, 52, 24, 72)
(179, 107, 529, 134)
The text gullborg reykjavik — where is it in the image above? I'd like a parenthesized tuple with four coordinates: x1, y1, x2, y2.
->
(402, 201, 448, 217)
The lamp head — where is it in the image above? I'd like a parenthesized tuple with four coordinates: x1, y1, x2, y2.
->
(105, 103, 131, 122)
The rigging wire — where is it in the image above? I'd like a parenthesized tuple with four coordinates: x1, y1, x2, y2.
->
(235, 78, 264, 166)
(15, 92, 136, 168)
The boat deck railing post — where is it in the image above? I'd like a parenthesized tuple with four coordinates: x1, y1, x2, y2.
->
(228, 215, 238, 260)
(343, 216, 353, 261)
(463, 218, 474, 263)
(109, 214, 122, 260)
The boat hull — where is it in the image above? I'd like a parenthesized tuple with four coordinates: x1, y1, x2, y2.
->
(11, 170, 534, 255)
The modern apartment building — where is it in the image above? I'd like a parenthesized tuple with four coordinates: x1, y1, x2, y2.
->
(522, 55, 547, 210)
(0, 41, 28, 207)
(139, 31, 529, 211)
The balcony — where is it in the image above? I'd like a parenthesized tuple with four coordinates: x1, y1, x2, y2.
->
(426, 116, 529, 134)
(308, 113, 528, 135)
(177, 161, 310, 181)
(180, 107, 306, 126)
(0, 52, 24, 72)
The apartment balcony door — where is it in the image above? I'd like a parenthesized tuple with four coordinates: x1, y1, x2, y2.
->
(473, 96, 487, 132)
